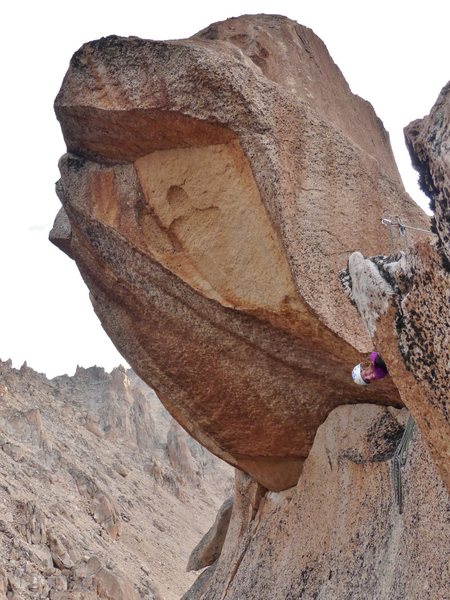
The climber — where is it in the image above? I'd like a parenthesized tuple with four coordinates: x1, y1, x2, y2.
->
(352, 352, 389, 385)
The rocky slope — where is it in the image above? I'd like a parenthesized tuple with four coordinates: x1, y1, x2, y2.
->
(51, 14, 429, 492)
(0, 360, 232, 599)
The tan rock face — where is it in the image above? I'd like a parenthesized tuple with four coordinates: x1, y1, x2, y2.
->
(185, 405, 450, 600)
(133, 141, 301, 312)
(53, 15, 428, 490)
(343, 81, 450, 491)
(167, 422, 199, 484)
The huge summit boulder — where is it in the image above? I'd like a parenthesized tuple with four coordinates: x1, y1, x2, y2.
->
(52, 14, 428, 491)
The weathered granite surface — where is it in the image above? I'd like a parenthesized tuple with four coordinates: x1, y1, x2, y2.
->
(345, 81, 449, 490)
(184, 405, 449, 600)
(52, 15, 428, 490)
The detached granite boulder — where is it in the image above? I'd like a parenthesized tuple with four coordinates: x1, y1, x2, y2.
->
(187, 497, 233, 572)
(52, 14, 428, 490)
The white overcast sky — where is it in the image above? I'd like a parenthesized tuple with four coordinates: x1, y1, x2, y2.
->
(1, 0, 448, 378)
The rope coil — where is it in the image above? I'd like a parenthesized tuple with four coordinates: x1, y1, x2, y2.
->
(391, 414, 416, 514)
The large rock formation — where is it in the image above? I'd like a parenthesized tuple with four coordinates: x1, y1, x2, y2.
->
(52, 14, 429, 491)
(180, 78, 450, 600)
(0, 359, 232, 599)
(345, 82, 449, 490)
(405, 81, 450, 264)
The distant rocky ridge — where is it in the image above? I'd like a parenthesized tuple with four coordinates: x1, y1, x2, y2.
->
(0, 359, 232, 599)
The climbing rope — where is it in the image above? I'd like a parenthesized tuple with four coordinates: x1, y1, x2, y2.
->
(391, 414, 416, 514)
